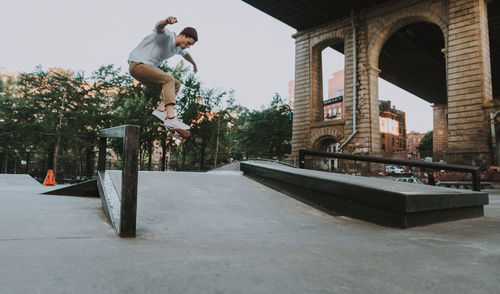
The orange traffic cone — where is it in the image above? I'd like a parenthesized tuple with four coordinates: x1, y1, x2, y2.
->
(43, 169, 56, 186)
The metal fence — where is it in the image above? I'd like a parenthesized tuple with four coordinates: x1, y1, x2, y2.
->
(299, 149, 482, 191)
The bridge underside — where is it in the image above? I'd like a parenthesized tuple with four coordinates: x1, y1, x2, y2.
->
(243, 0, 499, 103)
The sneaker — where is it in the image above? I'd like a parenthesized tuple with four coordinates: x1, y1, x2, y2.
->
(152, 109, 166, 122)
(164, 116, 190, 131)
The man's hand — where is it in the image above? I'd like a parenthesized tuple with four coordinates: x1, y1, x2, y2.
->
(156, 16, 177, 34)
(166, 16, 177, 24)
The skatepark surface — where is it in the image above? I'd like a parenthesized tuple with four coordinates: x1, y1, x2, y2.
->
(1, 170, 499, 294)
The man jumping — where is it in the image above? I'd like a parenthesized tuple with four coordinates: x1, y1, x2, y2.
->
(128, 16, 198, 136)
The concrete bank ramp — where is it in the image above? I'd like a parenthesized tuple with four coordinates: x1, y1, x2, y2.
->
(0, 174, 44, 193)
(240, 161, 489, 228)
(107, 170, 313, 238)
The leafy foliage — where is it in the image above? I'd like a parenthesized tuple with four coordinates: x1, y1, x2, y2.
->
(231, 93, 292, 160)
(0, 62, 293, 179)
(418, 131, 433, 158)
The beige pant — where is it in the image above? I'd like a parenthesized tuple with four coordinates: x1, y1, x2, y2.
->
(129, 61, 181, 106)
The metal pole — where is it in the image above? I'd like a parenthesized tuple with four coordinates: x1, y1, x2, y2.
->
(98, 137, 107, 172)
(299, 149, 305, 168)
(161, 136, 166, 171)
(4, 150, 8, 174)
(472, 170, 481, 192)
(120, 125, 139, 237)
(26, 151, 30, 174)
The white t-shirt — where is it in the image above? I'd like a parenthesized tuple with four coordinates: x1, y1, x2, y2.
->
(128, 28, 187, 67)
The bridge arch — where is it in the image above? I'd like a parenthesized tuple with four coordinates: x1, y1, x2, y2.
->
(367, 9, 448, 70)
(366, 10, 448, 159)
(310, 36, 346, 123)
(311, 128, 343, 150)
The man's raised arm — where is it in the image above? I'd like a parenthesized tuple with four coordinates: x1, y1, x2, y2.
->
(155, 16, 178, 34)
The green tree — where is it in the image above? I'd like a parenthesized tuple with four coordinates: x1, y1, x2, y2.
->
(12, 66, 112, 178)
(418, 131, 433, 158)
(175, 73, 234, 170)
(15, 67, 75, 176)
(232, 93, 292, 159)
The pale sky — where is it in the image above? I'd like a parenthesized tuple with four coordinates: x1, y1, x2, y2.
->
(0, 0, 432, 132)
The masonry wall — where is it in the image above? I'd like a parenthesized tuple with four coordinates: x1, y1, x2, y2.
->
(433, 103, 449, 161)
(445, 0, 492, 167)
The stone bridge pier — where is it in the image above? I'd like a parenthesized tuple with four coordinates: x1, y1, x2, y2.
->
(291, 0, 499, 168)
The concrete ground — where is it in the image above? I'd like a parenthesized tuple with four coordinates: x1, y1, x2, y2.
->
(0, 172, 499, 294)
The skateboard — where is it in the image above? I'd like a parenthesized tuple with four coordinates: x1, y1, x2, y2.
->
(157, 123, 190, 137)
(153, 110, 190, 137)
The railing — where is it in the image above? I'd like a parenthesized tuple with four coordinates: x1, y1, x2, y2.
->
(299, 149, 481, 191)
(98, 125, 140, 237)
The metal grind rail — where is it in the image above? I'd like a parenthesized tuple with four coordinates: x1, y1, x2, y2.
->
(98, 125, 140, 237)
(299, 149, 481, 191)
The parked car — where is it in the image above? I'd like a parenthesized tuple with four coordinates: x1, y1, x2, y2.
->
(386, 165, 405, 174)
(395, 176, 425, 184)
(437, 182, 496, 190)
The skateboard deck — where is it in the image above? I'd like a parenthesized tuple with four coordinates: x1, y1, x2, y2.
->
(152, 110, 190, 137)
(157, 123, 190, 137)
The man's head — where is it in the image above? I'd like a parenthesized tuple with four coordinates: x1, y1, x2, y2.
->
(178, 27, 198, 49)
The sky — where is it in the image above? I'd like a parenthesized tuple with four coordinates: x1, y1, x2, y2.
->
(0, 0, 432, 133)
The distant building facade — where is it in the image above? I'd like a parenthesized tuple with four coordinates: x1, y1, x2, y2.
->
(324, 70, 344, 120)
(324, 96, 343, 120)
(406, 131, 425, 154)
(379, 100, 406, 153)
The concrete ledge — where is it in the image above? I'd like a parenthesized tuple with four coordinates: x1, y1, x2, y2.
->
(97, 171, 121, 235)
(240, 161, 489, 228)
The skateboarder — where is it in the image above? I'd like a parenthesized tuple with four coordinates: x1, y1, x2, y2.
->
(128, 16, 198, 136)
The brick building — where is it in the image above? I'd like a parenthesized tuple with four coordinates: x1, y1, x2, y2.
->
(407, 131, 425, 155)
(324, 96, 343, 120)
(379, 100, 406, 153)
(324, 70, 345, 120)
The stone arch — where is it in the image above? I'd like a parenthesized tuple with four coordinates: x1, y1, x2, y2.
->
(367, 9, 448, 69)
(309, 30, 347, 123)
(311, 127, 344, 149)
(361, 8, 448, 155)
